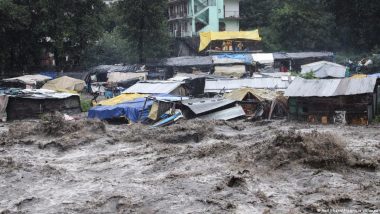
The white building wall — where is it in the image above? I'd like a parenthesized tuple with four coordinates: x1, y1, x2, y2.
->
(224, 0, 239, 18)
(224, 20, 240, 31)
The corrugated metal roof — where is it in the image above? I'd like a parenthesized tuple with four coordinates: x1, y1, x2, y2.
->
(273, 52, 334, 60)
(123, 81, 182, 94)
(199, 106, 246, 120)
(284, 77, 377, 97)
(91, 65, 144, 73)
(205, 78, 291, 93)
(165, 56, 213, 67)
(182, 98, 235, 115)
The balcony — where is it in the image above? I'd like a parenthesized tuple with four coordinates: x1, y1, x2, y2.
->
(224, 10, 240, 19)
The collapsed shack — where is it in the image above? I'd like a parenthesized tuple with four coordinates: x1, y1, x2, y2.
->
(84, 64, 146, 93)
(285, 77, 380, 125)
(0, 74, 52, 89)
(88, 94, 188, 123)
(88, 97, 154, 123)
(0, 89, 81, 121)
(181, 98, 245, 121)
(224, 88, 288, 119)
(169, 74, 206, 97)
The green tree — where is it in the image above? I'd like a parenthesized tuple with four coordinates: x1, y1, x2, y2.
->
(117, 0, 169, 63)
(330, 0, 380, 51)
(39, 0, 106, 68)
(240, 0, 380, 53)
(0, 0, 106, 74)
(240, 0, 282, 30)
(265, 0, 337, 51)
(81, 30, 129, 67)
(0, 1, 35, 74)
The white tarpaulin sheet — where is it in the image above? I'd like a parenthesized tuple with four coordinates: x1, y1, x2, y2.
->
(252, 53, 274, 64)
(20, 89, 79, 99)
(214, 65, 246, 78)
(107, 72, 146, 83)
(301, 61, 346, 78)
(2, 74, 51, 85)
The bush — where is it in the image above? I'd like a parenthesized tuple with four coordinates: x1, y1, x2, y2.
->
(80, 98, 92, 112)
(374, 116, 380, 123)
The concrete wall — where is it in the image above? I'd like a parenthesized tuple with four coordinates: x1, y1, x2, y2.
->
(199, 6, 220, 33)
(224, 19, 239, 31)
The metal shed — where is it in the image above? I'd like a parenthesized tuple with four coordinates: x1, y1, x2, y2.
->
(285, 77, 380, 125)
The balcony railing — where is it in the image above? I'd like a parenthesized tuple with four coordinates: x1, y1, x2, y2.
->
(168, 0, 187, 3)
(224, 10, 240, 18)
(169, 12, 188, 19)
(170, 30, 193, 38)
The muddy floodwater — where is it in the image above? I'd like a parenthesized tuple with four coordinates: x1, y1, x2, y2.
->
(0, 117, 379, 213)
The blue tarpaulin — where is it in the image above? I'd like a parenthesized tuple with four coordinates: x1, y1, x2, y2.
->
(88, 98, 153, 122)
(214, 54, 253, 65)
(40, 71, 58, 79)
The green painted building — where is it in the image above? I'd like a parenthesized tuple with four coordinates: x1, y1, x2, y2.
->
(168, 0, 240, 38)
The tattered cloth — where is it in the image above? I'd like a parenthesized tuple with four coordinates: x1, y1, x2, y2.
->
(42, 76, 85, 92)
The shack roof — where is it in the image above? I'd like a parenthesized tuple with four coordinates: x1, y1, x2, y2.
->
(205, 78, 291, 93)
(2, 89, 78, 99)
(273, 52, 334, 60)
(90, 65, 145, 73)
(2, 74, 51, 85)
(284, 77, 377, 97)
(123, 81, 183, 94)
(165, 56, 213, 67)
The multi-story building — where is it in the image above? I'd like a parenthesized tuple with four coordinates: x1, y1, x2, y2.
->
(168, 0, 240, 38)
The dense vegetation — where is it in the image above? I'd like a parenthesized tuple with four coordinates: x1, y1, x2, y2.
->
(240, 0, 380, 53)
(1, 0, 380, 74)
